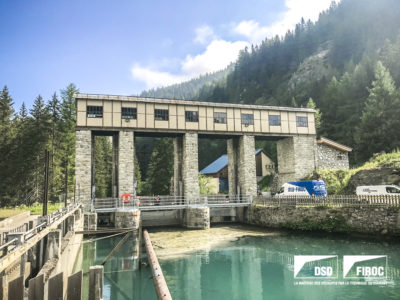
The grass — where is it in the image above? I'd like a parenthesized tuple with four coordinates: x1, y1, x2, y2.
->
(0, 202, 65, 219)
(307, 150, 400, 195)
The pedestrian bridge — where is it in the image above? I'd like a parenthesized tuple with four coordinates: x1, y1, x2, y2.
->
(93, 195, 251, 213)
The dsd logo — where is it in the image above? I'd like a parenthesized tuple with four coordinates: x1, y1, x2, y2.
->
(343, 255, 387, 279)
(294, 256, 338, 279)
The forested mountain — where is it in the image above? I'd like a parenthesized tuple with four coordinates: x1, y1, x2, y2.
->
(148, 0, 400, 165)
(198, 0, 400, 164)
(140, 65, 233, 100)
(2, 0, 400, 205)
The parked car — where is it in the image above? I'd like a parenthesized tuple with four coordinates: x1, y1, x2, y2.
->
(274, 180, 327, 197)
(356, 185, 400, 196)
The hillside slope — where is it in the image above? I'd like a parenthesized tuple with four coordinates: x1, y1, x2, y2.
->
(312, 151, 400, 195)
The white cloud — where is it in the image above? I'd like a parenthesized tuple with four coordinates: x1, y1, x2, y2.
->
(132, 39, 248, 88)
(182, 39, 248, 76)
(131, 65, 188, 88)
(234, 0, 334, 43)
(194, 25, 216, 44)
(132, 0, 335, 89)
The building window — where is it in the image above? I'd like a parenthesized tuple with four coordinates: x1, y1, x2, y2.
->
(185, 111, 199, 122)
(269, 115, 281, 126)
(121, 107, 137, 119)
(214, 112, 227, 124)
(87, 106, 103, 118)
(337, 154, 344, 160)
(241, 113, 254, 125)
(296, 116, 308, 127)
(154, 109, 169, 121)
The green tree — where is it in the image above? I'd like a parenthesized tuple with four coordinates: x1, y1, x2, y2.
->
(146, 138, 173, 195)
(94, 136, 112, 198)
(306, 98, 322, 130)
(58, 84, 78, 200)
(357, 61, 400, 160)
(199, 174, 217, 194)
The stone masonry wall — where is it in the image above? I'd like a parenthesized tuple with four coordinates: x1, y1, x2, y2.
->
(277, 136, 316, 186)
(75, 130, 92, 210)
(317, 143, 350, 170)
(183, 207, 210, 229)
(115, 210, 141, 229)
(238, 135, 257, 197)
(118, 131, 135, 198)
(248, 206, 400, 235)
(173, 136, 183, 196)
(227, 138, 238, 196)
(182, 133, 200, 202)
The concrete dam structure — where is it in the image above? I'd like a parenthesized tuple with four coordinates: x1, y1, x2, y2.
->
(74, 93, 317, 227)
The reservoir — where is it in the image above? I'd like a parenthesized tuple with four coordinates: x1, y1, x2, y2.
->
(77, 225, 400, 300)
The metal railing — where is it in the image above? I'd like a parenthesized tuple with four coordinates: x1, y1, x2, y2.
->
(93, 195, 252, 211)
(254, 195, 400, 207)
(0, 203, 81, 259)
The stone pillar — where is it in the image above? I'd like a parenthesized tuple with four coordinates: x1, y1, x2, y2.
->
(227, 138, 238, 196)
(114, 210, 141, 229)
(237, 135, 257, 198)
(75, 130, 92, 211)
(173, 136, 183, 196)
(227, 136, 257, 198)
(182, 133, 199, 203)
(44, 230, 61, 261)
(277, 135, 316, 186)
(183, 207, 210, 229)
(118, 131, 135, 198)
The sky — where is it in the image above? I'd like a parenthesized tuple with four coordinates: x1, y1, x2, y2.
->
(0, 0, 335, 109)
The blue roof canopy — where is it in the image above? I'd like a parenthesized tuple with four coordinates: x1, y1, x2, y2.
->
(200, 149, 263, 175)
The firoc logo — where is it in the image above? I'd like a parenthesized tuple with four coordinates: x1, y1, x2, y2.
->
(343, 255, 387, 279)
(294, 255, 338, 279)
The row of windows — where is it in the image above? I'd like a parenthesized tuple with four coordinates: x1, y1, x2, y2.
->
(86, 106, 309, 127)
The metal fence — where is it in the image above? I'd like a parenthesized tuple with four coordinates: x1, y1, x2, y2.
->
(254, 195, 400, 207)
(0, 203, 81, 259)
(93, 194, 252, 211)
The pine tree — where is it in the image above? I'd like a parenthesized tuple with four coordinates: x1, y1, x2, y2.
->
(0, 86, 14, 145)
(306, 98, 322, 130)
(146, 138, 173, 195)
(357, 61, 400, 160)
(47, 93, 61, 199)
(58, 84, 79, 200)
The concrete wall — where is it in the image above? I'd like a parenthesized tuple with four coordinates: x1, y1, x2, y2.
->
(317, 143, 350, 170)
(277, 135, 316, 186)
(141, 210, 182, 227)
(76, 94, 316, 136)
(75, 130, 92, 210)
(247, 206, 400, 235)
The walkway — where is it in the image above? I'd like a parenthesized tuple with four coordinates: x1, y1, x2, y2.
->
(93, 195, 252, 213)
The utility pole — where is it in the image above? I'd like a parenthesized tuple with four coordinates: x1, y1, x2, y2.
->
(43, 149, 50, 216)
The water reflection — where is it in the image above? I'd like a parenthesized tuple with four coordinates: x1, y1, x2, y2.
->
(79, 230, 400, 300)
(160, 233, 400, 300)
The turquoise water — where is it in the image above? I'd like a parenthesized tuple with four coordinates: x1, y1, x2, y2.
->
(81, 230, 400, 300)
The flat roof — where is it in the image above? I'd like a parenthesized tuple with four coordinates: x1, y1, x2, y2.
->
(74, 93, 315, 113)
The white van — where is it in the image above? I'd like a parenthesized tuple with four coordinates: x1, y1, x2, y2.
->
(356, 185, 400, 196)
